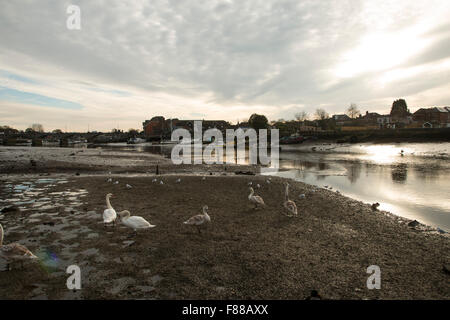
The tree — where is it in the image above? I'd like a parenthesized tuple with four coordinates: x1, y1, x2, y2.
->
(347, 103, 360, 119)
(390, 99, 410, 118)
(128, 128, 139, 135)
(248, 114, 269, 130)
(295, 111, 308, 122)
(30, 123, 44, 132)
(52, 129, 63, 134)
(314, 109, 329, 120)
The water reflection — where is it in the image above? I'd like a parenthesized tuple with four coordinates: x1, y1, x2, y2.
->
(274, 142, 450, 232)
(391, 163, 408, 184)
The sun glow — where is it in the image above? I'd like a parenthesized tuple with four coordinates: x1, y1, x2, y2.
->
(334, 30, 432, 78)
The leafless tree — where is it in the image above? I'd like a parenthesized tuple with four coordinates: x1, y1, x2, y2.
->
(314, 109, 329, 120)
(295, 111, 308, 121)
(30, 123, 44, 132)
(347, 103, 360, 119)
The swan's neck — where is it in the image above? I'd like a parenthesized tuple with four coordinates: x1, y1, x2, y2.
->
(249, 189, 254, 198)
(285, 185, 289, 201)
(122, 211, 131, 219)
(106, 195, 113, 209)
(0, 224, 3, 246)
(203, 209, 210, 221)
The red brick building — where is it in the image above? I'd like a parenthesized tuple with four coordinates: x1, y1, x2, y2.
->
(413, 107, 450, 128)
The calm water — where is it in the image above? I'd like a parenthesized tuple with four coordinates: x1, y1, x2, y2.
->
(97, 141, 450, 232)
(271, 142, 450, 232)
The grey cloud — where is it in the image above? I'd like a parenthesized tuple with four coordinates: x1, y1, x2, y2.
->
(0, 0, 449, 127)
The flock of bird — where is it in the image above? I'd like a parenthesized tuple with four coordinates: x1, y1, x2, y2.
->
(0, 176, 301, 270)
(103, 177, 299, 236)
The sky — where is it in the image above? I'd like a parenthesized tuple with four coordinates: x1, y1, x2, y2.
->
(0, 0, 449, 132)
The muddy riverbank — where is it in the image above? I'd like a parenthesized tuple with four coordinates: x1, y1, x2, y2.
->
(0, 173, 449, 299)
(0, 146, 449, 299)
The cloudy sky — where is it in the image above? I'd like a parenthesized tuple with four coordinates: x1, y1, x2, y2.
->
(1, 0, 449, 132)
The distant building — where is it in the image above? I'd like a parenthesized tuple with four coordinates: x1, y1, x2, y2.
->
(413, 107, 450, 128)
(142, 116, 231, 138)
(332, 114, 351, 126)
(377, 115, 394, 129)
(142, 116, 168, 138)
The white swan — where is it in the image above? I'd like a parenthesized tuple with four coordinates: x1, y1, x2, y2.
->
(119, 210, 155, 235)
(103, 193, 117, 227)
(183, 205, 211, 233)
(0, 223, 38, 270)
(283, 183, 298, 217)
(248, 187, 265, 209)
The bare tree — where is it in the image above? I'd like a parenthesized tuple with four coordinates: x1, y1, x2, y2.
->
(295, 111, 308, 121)
(30, 123, 44, 132)
(347, 103, 360, 119)
(314, 109, 329, 120)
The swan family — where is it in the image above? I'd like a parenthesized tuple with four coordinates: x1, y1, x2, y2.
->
(0, 176, 301, 271)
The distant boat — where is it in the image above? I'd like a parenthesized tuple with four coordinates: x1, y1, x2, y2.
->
(127, 137, 146, 144)
(280, 134, 305, 145)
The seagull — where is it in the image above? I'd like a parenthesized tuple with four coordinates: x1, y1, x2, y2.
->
(160, 180, 164, 185)
(119, 210, 155, 236)
(175, 178, 181, 183)
(152, 178, 158, 183)
(126, 184, 132, 189)
(256, 184, 261, 189)
(114, 181, 119, 185)
(0, 223, 38, 270)
(103, 193, 117, 227)
(266, 180, 271, 184)
(107, 178, 112, 183)
(183, 205, 211, 234)
(248, 187, 265, 209)
(202, 176, 206, 181)
(248, 182, 253, 186)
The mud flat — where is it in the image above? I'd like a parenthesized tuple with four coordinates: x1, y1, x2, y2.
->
(0, 173, 449, 300)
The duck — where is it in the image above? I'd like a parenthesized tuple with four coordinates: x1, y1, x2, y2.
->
(0, 223, 38, 270)
(283, 183, 298, 217)
(183, 205, 211, 234)
(103, 193, 117, 227)
(248, 187, 265, 209)
(119, 210, 156, 235)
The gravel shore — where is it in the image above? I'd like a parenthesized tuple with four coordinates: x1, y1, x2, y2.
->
(0, 146, 449, 299)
